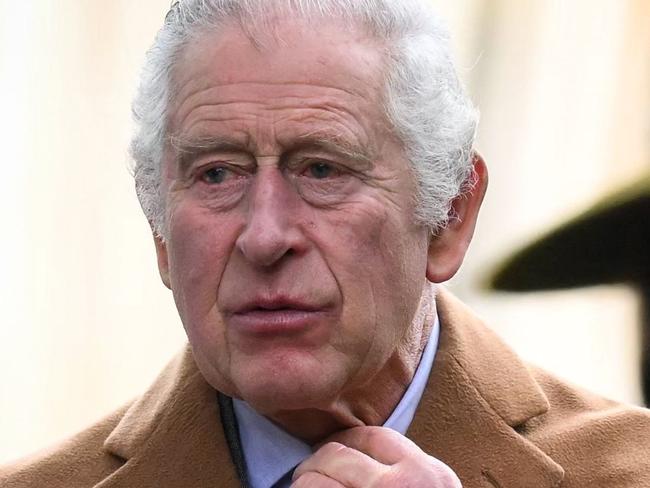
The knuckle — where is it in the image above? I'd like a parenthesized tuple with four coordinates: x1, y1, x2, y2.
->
(428, 458, 462, 487)
(380, 468, 417, 488)
(374, 468, 399, 488)
(384, 456, 461, 488)
(318, 441, 347, 457)
(363, 426, 389, 448)
(292, 471, 338, 488)
(291, 472, 316, 487)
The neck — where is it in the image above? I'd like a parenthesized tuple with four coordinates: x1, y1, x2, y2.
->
(269, 285, 437, 444)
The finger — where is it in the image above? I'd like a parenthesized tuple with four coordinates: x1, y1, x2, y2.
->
(293, 441, 388, 487)
(325, 426, 420, 465)
(291, 471, 347, 488)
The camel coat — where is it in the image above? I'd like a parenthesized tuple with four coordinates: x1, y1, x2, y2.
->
(3, 289, 650, 487)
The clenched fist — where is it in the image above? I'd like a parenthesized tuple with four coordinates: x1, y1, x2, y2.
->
(291, 426, 462, 487)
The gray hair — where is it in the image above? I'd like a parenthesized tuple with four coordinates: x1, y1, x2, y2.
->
(130, 0, 478, 238)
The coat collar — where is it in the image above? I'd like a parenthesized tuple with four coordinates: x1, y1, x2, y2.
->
(99, 345, 240, 487)
(407, 288, 565, 487)
(99, 288, 564, 487)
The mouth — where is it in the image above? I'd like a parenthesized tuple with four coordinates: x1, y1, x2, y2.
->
(236, 297, 322, 314)
(227, 298, 330, 336)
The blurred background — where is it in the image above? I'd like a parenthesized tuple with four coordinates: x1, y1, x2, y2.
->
(1, 0, 648, 464)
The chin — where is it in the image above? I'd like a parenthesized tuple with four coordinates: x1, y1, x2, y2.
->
(231, 355, 346, 414)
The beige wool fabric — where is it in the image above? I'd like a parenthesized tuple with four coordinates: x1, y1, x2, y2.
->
(3, 288, 650, 487)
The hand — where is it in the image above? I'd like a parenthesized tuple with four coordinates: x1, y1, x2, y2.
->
(291, 426, 462, 487)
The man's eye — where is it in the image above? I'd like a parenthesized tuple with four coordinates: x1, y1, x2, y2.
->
(201, 166, 230, 184)
(306, 162, 337, 179)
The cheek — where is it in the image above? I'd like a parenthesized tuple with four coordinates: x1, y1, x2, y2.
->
(166, 203, 239, 322)
(317, 203, 428, 347)
(321, 202, 427, 291)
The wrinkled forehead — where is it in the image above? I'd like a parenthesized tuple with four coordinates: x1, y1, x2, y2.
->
(168, 14, 389, 111)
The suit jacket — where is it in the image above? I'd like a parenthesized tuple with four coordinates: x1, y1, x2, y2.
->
(3, 289, 650, 487)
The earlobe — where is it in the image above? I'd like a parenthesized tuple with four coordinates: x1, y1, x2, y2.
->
(426, 153, 488, 283)
(153, 233, 172, 290)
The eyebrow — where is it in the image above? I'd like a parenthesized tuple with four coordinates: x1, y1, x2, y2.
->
(288, 134, 376, 170)
(169, 132, 376, 173)
(170, 135, 251, 174)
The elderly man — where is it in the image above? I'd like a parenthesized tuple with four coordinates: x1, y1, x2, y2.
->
(3, 0, 650, 487)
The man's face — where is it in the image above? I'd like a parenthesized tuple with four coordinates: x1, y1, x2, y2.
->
(156, 20, 431, 414)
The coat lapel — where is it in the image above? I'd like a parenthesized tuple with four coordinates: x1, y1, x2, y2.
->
(408, 288, 565, 487)
(97, 345, 240, 488)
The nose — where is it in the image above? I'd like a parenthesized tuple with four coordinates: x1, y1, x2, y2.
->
(236, 167, 308, 267)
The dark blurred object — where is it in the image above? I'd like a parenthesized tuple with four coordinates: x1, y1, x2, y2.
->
(487, 172, 650, 406)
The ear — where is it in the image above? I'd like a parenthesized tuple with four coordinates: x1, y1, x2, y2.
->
(426, 152, 488, 283)
(153, 233, 172, 290)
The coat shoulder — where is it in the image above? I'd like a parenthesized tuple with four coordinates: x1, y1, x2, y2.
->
(0, 404, 131, 488)
(524, 366, 650, 487)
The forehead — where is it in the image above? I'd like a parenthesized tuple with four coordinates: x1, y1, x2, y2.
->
(169, 18, 388, 123)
